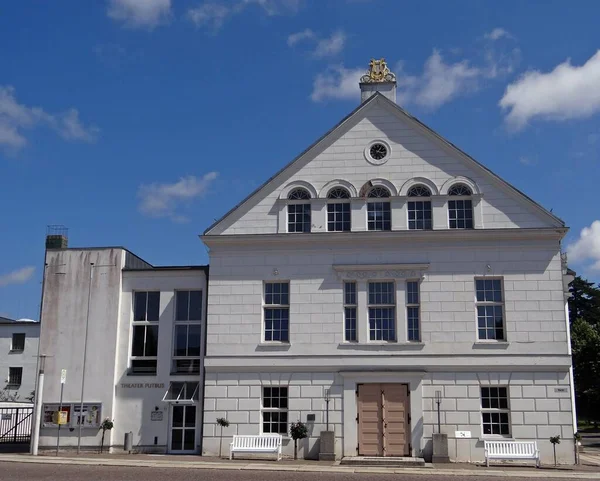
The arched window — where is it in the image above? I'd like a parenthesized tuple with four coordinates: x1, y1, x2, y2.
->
(287, 188, 311, 233)
(407, 185, 432, 230)
(287, 188, 311, 200)
(327, 187, 351, 232)
(367, 186, 391, 231)
(448, 183, 473, 229)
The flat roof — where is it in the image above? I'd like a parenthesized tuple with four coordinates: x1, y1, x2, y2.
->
(122, 265, 209, 272)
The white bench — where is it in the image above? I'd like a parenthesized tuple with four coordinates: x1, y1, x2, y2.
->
(484, 440, 540, 467)
(230, 434, 282, 461)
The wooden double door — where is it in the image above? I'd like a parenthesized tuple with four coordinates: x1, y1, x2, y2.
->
(357, 383, 411, 457)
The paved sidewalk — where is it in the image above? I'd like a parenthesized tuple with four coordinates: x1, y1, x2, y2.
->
(0, 453, 599, 479)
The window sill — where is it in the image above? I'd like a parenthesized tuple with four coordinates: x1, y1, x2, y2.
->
(338, 342, 424, 351)
(473, 342, 509, 350)
(255, 343, 291, 352)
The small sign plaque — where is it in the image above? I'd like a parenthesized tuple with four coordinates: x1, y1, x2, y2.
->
(455, 431, 471, 438)
(554, 387, 568, 393)
(1, 414, 11, 421)
(151, 411, 163, 421)
(60, 369, 67, 384)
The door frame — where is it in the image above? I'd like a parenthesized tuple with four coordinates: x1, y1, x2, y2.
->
(167, 403, 199, 454)
(341, 371, 425, 458)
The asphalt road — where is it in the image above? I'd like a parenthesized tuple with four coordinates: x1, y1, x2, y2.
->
(0, 463, 583, 481)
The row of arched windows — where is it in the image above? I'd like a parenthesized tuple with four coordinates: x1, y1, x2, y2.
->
(286, 182, 475, 233)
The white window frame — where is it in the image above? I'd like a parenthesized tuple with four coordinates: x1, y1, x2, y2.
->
(367, 281, 396, 342)
(480, 386, 511, 438)
(131, 291, 160, 374)
(475, 278, 506, 342)
(343, 281, 358, 342)
(406, 280, 421, 342)
(172, 290, 203, 374)
(261, 386, 289, 435)
(263, 282, 290, 343)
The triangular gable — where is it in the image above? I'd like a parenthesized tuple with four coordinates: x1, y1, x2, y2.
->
(204, 93, 564, 235)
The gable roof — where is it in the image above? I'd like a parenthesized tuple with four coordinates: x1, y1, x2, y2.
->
(204, 93, 564, 235)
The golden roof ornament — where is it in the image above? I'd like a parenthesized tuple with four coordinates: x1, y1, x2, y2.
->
(360, 58, 396, 83)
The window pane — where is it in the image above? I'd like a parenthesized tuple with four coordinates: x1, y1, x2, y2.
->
(189, 291, 202, 320)
(188, 325, 201, 356)
(185, 406, 196, 428)
(172, 406, 184, 428)
(367, 202, 391, 231)
(131, 359, 156, 374)
(146, 292, 160, 321)
(176, 291, 189, 321)
(174, 325, 188, 356)
(184, 429, 195, 450)
(132, 326, 146, 356)
(288, 204, 311, 233)
(145, 325, 159, 356)
(369, 307, 396, 341)
(11, 333, 25, 351)
(134, 292, 147, 321)
(345, 307, 357, 342)
(327, 203, 351, 232)
(344, 282, 357, 305)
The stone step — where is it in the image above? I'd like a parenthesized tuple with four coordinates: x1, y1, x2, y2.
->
(340, 456, 426, 467)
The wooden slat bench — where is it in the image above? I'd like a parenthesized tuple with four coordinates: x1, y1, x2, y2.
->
(230, 434, 282, 461)
(484, 440, 540, 467)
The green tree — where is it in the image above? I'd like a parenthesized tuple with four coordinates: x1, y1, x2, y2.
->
(570, 317, 600, 422)
(569, 276, 600, 326)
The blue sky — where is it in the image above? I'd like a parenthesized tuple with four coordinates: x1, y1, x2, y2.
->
(1, 0, 599, 320)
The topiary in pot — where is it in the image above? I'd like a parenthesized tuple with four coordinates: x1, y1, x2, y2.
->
(290, 421, 308, 460)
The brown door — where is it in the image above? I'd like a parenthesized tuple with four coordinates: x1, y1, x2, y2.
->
(382, 383, 410, 456)
(357, 384, 383, 456)
(357, 383, 410, 457)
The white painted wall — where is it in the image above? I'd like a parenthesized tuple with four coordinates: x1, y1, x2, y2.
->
(0, 322, 39, 402)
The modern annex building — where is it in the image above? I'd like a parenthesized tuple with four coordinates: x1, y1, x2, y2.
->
(37, 233, 208, 454)
(200, 60, 576, 463)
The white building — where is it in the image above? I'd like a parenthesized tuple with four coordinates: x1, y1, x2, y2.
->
(37, 240, 208, 453)
(201, 60, 576, 463)
(0, 317, 39, 403)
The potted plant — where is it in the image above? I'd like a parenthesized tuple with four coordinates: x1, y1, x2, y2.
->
(290, 421, 308, 460)
(549, 435, 561, 466)
(99, 418, 114, 454)
(216, 417, 229, 458)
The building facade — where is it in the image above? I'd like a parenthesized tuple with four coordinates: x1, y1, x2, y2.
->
(0, 317, 39, 403)
(201, 60, 576, 463)
(37, 244, 208, 453)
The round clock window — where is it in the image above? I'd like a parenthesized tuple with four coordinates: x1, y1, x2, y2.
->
(365, 140, 391, 165)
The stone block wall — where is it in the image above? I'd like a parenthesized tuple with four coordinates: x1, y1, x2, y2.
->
(421, 371, 575, 464)
(202, 371, 343, 459)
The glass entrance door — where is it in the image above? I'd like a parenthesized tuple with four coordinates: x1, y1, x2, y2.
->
(170, 405, 197, 453)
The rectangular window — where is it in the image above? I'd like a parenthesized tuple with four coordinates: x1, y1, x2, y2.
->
(475, 278, 505, 341)
(133, 291, 160, 321)
(8, 367, 22, 387)
(288, 204, 311, 233)
(481, 386, 510, 436)
(327, 203, 351, 232)
(175, 290, 203, 321)
(264, 282, 289, 342)
(131, 291, 160, 374)
(408, 201, 432, 230)
(11, 333, 25, 352)
(262, 387, 288, 434)
(406, 281, 420, 341)
(367, 202, 391, 231)
(344, 281, 357, 342)
(368, 281, 396, 341)
(448, 199, 473, 229)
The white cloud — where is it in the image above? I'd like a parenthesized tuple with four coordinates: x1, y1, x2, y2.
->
(485, 28, 514, 41)
(138, 172, 219, 222)
(107, 0, 171, 29)
(0, 266, 35, 287)
(412, 50, 480, 108)
(499, 50, 600, 131)
(0, 86, 98, 151)
(311, 66, 365, 102)
(287, 28, 315, 46)
(313, 31, 346, 58)
(567, 220, 600, 272)
(188, 0, 301, 31)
